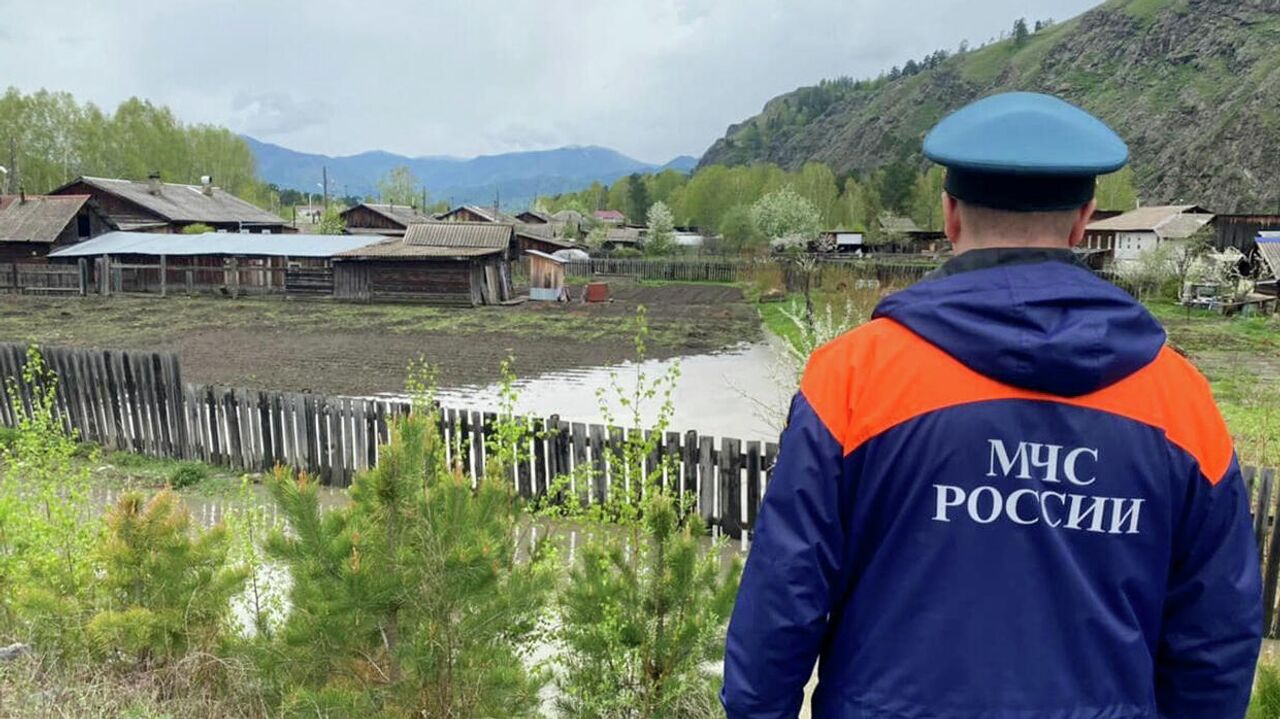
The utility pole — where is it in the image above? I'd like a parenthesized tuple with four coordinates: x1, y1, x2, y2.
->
(322, 165, 329, 210)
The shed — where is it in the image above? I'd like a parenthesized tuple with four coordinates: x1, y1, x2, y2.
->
(0, 194, 115, 262)
(48, 231, 372, 295)
(527, 249, 567, 302)
(51, 175, 288, 234)
(333, 222, 516, 306)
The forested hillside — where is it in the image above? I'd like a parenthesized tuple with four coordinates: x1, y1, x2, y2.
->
(0, 88, 267, 205)
(700, 0, 1280, 213)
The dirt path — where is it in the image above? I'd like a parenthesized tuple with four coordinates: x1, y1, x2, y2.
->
(0, 282, 760, 396)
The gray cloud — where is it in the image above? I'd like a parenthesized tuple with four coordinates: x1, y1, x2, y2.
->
(230, 92, 331, 137)
(0, 0, 1102, 161)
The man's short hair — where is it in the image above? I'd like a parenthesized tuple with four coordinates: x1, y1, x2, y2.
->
(956, 199, 1083, 243)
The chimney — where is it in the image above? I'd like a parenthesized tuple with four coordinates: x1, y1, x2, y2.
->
(200, 175, 214, 196)
(147, 172, 162, 195)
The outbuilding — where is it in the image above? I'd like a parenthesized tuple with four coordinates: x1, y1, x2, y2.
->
(526, 249, 567, 301)
(333, 221, 517, 305)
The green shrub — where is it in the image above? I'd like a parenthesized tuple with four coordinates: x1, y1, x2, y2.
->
(264, 386, 552, 717)
(88, 490, 246, 669)
(168, 463, 209, 490)
(1251, 659, 1280, 718)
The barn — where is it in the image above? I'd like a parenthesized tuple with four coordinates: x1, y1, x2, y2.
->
(333, 222, 517, 305)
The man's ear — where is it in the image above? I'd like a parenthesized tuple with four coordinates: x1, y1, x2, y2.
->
(942, 192, 961, 247)
(1067, 199, 1096, 249)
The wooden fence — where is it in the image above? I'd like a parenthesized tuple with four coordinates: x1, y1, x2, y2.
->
(563, 256, 942, 285)
(0, 344, 777, 540)
(0, 263, 84, 295)
(7, 342, 1280, 637)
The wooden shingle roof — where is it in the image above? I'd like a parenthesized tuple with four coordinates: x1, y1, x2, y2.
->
(348, 202, 436, 227)
(57, 176, 284, 225)
(0, 195, 94, 244)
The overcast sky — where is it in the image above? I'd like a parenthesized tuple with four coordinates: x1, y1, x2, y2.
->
(0, 0, 1101, 163)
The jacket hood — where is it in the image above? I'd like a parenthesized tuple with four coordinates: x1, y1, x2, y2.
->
(873, 258, 1166, 397)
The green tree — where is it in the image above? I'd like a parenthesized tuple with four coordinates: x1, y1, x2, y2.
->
(876, 159, 917, 214)
(264, 383, 551, 717)
(553, 310, 741, 718)
(909, 166, 947, 231)
(717, 204, 760, 254)
(1013, 17, 1031, 46)
(88, 490, 247, 670)
(627, 172, 651, 222)
(315, 205, 346, 235)
(750, 186, 821, 245)
(644, 201, 677, 256)
(181, 222, 215, 235)
(1096, 167, 1139, 211)
(376, 165, 425, 207)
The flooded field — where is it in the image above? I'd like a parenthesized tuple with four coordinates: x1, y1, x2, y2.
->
(430, 339, 793, 443)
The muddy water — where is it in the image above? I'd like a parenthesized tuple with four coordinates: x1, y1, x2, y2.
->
(424, 340, 794, 444)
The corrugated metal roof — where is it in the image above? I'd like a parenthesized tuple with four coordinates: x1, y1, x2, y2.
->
(1156, 213, 1214, 240)
(1087, 205, 1209, 232)
(59, 176, 285, 225)
(1257, 235, 1280, 280)
(47, 231, 373, 258)
(0, 195, 90, 243)
(404, 221, 513, 249)
(335, 238, 501, 259)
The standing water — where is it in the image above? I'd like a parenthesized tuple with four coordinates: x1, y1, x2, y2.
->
(425, 340, 793, 444)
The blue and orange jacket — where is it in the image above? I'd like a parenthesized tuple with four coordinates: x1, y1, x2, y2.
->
(722, 251, 1263, 719)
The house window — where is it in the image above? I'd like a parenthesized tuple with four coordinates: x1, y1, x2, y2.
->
(77, 214, 91, 238)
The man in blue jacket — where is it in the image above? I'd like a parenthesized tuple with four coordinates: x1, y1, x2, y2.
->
(722, 92, 1263, 719)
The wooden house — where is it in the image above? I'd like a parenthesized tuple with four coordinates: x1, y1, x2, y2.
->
(593, 209, 625, 225)
(516, 210, 550, 225)
(516, 230, 575, 256)
(0, 193, 115, 262)
(51, 174, 289, 234)
(437, 204, 520, 224)
(1084, 205, 1214, 266)
(333, 222, 517, 305)
(340, 202, 436, 237)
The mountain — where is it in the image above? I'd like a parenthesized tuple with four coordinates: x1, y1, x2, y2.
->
(699, 0, 1280, 213)
(245, 137, 693, 208)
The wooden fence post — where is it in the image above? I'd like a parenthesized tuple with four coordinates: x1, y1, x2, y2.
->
(159, 255, 167, 297)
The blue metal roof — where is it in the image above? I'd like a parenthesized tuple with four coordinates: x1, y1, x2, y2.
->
(48, 231, 376, 259)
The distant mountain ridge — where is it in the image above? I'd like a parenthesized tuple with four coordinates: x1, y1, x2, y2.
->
(246, 137, 697, 209)
(699, 0, 1280, 213)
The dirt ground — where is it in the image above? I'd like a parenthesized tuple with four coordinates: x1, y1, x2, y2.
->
(0, 282, 759, 396)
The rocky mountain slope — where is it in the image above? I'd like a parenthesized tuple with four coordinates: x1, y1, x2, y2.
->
(699, 0, 1280, 212)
